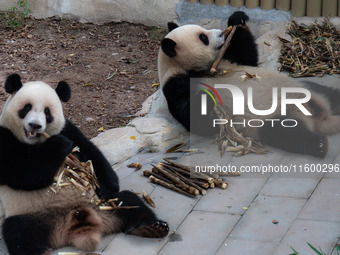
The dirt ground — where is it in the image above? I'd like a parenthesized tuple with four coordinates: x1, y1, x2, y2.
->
(0, 16, 167, 138)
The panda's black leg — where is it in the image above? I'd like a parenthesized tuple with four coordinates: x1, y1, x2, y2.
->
(115, 190, 169, 238)
(259, 117, 328, 158)
(224, 11, 258, 66)
(3, 214, 51, 255)
(302, 81, 340, 115)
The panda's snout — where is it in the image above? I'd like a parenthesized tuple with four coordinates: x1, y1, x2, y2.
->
(29, 122, 42, 131)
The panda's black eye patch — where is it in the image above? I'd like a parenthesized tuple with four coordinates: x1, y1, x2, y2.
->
(18, 104, 32, 119)
(199, 34, 209, 46)
(45, 107, 53, 123)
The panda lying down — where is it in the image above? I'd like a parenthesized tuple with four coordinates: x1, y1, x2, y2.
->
(0, 74, 168, 255)
(159, 11, 340, 158)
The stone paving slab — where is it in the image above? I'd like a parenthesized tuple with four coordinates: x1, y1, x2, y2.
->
(215, 239, 278, 255)
(298, 178, 340, 222)
(259, 177, 322, 199)
(229, 195, 307, 243)
(1, 127, 339, 255)
(273, 219, 340, 255)
(194, 177, 268, 215)
(158, 211, 240, 255)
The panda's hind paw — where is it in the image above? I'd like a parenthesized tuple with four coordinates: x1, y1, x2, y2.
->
(127, 220, 169, 238)
(307, 135, 328, 158)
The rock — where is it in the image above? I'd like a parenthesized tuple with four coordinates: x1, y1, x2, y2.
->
(92, 90, 188, 167)
(256, 23, 289, 71)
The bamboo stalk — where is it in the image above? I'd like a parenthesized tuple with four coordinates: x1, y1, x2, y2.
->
(210, 26, 237, 75)
(143, 170, 170, 183)
(163, 165, 207, 195)
(152, 164, 199, 196)
(149, 175, 197, 198)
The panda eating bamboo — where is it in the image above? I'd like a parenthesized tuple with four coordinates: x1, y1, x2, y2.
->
(0, 73, 169, 255)
(158, 11, 340, 158)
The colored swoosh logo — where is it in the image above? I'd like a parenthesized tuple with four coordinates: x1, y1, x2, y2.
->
(199, 82, 223, 106)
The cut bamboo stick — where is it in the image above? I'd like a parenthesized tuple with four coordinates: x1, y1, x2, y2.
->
(186, 0, 199, 3)
(210, 25, 237, 74)
(149, 175, 197, 198)
(152, 164, 199, 196)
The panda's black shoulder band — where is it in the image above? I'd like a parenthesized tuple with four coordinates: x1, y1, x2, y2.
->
(5, 73, 22, 94)
(56, 81, 71, 102)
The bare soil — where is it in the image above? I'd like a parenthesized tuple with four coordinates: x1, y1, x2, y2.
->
(0, 16, 166, 138)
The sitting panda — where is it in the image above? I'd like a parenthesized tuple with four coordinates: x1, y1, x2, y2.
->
(159, 11, 340, 158)
(0, 73, 169, 255)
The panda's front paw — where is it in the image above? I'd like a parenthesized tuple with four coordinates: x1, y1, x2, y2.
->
(127, 220, 169, 238)
(228, 11, 249, 26)
(96, 184, 120, 200)
(47, 134, 73, 155)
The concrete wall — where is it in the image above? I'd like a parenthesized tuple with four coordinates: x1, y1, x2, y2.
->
(0, 0, 179, 26)
(0, 0, 294, 37)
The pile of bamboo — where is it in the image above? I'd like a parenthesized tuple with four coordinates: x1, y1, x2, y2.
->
(279, 19, 340, 77)
(215, 107, 268, 157)
(143, 159, 231, 198)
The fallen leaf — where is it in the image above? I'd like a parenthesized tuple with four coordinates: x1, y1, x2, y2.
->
(130, 136, 136, 140)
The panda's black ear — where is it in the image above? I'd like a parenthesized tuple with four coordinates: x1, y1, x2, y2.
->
(56, 81, 71, 102)
(161, 38, 177, 58)
(167, 22, 179, 32)
(5, 73, 23, 94)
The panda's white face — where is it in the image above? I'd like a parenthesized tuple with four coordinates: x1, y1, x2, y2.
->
(163, 24, 224, 71)
(0, 81, 65, 145)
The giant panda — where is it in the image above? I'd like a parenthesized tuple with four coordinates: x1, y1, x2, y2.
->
(159, 11, 340, 158)
(0, 73, 169, 255)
